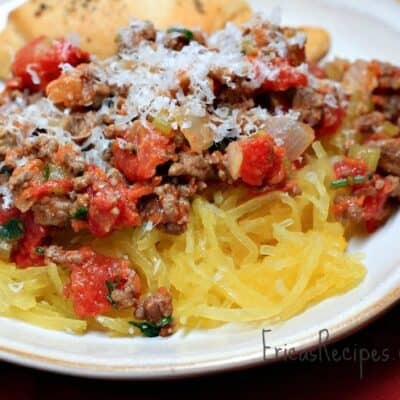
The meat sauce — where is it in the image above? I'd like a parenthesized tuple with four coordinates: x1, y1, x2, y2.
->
(0, 16, 399, 335)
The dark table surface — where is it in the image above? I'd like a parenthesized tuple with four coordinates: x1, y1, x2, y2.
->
(1, 304, 400, 400)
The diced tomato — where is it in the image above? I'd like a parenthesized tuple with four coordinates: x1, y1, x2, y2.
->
(112, 144, 138, 181)
(292, 157, 307, 170)
(112, 123, 173, 182)
(333, 158, 368, 179)
(64, 247, 142, 317)
(365, 132, 391, 142)
(315, 105, 345, 137)
(12, 213, 48, 267)
(9, 37, 89, 92)
(239, 134, 287, 187)
(88, 189, 141, 237)
(87, 166, 153, 237)
(26, 179, 73, 200)
(261, 58, 308, 92)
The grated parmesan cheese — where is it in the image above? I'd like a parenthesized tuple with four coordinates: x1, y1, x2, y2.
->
(142, 221, 155, 233)
(26, 64, 41, 86)
(0, 184, 13, 209)
(288, 31, 307, 47)
(81, 127, 111, 170)
(94, 15, 295, 143)
(59, 63, 75, 74)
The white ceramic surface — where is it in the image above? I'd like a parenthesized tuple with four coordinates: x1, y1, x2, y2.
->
(0, 0, 400, 379)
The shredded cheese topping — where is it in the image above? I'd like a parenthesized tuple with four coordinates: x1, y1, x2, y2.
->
(0, 14, 342, 210)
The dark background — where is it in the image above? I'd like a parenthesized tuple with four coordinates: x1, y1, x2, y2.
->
(1, 304, 400, 400)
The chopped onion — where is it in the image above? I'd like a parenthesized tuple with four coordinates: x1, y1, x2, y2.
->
(181, 116, 215, 153)
(342, 60, 377, 95)
(264, 116, 315, 161)
(226, 141, 243, 180)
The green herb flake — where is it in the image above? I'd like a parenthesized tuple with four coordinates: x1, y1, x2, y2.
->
(330, 178, 348, 188)
(43, 164, 51, 181)
(158, 315, 173, 328)
(0, 219, 24, 241)
(35, 246, 45, 255)
(73, 207, 89, 220)
(0, 166, 13, 175)
(167, 27, 194, 41)
(352, 175, 367, 185)
(330, 175, 370, 189)
(129, 321, 161, 337)
(129, 315, 173, 338)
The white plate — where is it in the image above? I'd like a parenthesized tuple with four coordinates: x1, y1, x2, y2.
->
(0, 0, 400, 379)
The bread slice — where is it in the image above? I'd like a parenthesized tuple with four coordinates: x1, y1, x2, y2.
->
(300, 26, 331, 63)
(2, 0, 251, 62)
(0, 0, 329, 79)
(0, 22, 26, 79)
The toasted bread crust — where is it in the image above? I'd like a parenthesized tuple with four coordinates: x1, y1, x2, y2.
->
(300, 26, 331, 63)
(0, 23, 25, 79)
(3, 0, 251, 63)
(0, 1, 330, 79)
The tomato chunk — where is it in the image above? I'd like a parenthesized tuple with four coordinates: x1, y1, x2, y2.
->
(315, 105, 345, 137)
(239, 134, 287, 187)
(334, 158, 369, 179)
(10, 37, 89, 92)
(112, 122, 173, 182)
(87, 166, 153, 237)
(262, 58, 308, 92)
(63, 247, 142, 317)
(12, 213, 48, 267)
(27, 179, 73, 200)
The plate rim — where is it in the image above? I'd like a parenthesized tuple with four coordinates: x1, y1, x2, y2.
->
(0, 0, 400, 379)
(0, 284, 398, 379)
